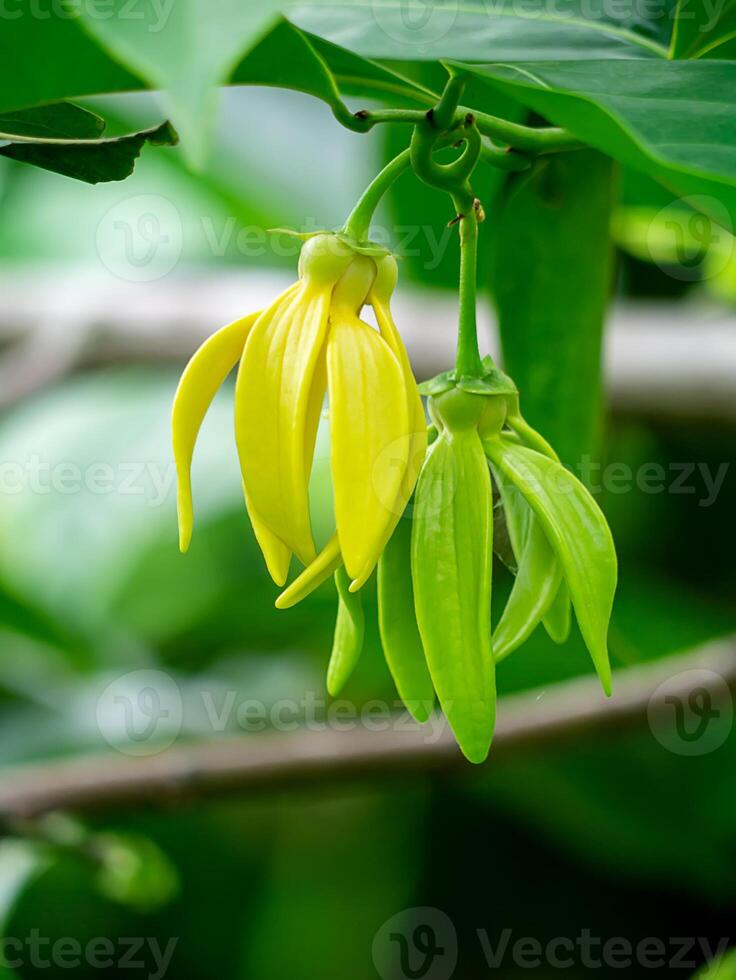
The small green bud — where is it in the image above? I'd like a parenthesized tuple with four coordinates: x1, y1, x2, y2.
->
(299, 233, 354, 283)
(432, 387, 507, 435)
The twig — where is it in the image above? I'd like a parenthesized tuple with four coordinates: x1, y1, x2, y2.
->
(0, 638, 733, 819)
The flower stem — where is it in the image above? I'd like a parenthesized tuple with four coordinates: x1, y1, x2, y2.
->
(344, 106, 581, 155)
(455, 203, 484, 378)
(341, 147, 411, 242)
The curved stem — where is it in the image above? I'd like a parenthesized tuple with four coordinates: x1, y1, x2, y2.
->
(455, 204, 483, 377)
(470, 108, 583, 153)
(341, 147, 411, 242)
(345, 107, 581, 155)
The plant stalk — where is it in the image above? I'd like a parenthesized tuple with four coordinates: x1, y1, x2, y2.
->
(340, 147, 411, 242)
(455, 203, 484, 377)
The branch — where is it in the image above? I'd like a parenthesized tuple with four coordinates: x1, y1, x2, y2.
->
(0, 638, 733, 819)
(347, 105, 581, 155)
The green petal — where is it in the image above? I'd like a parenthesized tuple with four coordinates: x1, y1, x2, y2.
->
(485, 438, 617, 695)
(543, 582, 573, 644)
(412, 431, 496, 764)
(378, 513, 434, 723)
(326, 567, 365, 696)
(494, 517, 562, 661)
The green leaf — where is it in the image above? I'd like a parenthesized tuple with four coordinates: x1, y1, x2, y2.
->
(288, 1, 666, 61)
(75, 0, 281, 167)
(412, 431, 495, 763)
(0, 841, 51, 979)
(377, 513, 434, 722)
(231, 20, 347, 116)
(0, 102, 104, 141)
(0, 121, 177, 184)
(492, 151, 615, 464)
(462, 61, 736, 223)
(307, 32, 437, 104)
(232, 20, 433, 119)
(693, 948, 736, 979)
(670, 0, 736, 58)
(94, 833, 179, 913)
(485, 438, 617, 694)
(326, 567, 365, 696)
(0, 3, 142, 116)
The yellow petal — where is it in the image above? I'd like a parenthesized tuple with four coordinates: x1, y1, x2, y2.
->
(346, 289, 428, 591)
(235, 281, 330, 565)
(172, 312, 258, 553)
(327, 313, 410, 580)
(275, 533, 342, 609)
(243, 484, 291, 587)
(371, 291, 427, 499)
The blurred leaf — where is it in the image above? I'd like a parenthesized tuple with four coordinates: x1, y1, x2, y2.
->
(695, 948, 736, 979)
(94, 833, 179, 913)
(232, 19, 432, 115)
(0, 120, 177, 184)
(0, 841, 50, 979)
(0, 4, 141, 114)
(491, 151, 615, 464)
(76, 0, 281, 167)
(305, 33, 437, 104)
(0, 102, 104, 140)
(240, 791, 428, 980)
(290, 1, 665, 60)
(462, 61, 736, 225)
(670, 0, 736, 58)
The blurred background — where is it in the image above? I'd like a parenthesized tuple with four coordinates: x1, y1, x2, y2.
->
(0, 83, 733, 978)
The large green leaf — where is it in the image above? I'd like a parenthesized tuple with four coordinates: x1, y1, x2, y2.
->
(0, 103, 104, 141)
(288, 1, 667, 60)
(670, 0, 736, 58)
(76, 0, 282, 166)
(461, 60, 736, 222)
(0, 3, 142, 114)
(0, 120, 177, 184)
(0, 841, 51, 979)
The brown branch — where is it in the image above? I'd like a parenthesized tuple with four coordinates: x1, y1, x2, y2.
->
(0, 638, 733, 819)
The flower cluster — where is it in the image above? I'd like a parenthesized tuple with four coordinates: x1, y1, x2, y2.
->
(173, 235, 617, 763)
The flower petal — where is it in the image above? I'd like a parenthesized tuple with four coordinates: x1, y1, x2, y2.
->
(172, 312, 257, 552)
(275, 533, 342, 609)
(485, 437, 616, 695)
(326, 567, 365, 696)
(235, 281, 330, 565)
(243, 484, 291, 587)
(327, 313, 410, 581)
(344, 289, 428, 592)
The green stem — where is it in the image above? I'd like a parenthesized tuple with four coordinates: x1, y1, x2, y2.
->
(341, 147, 411, 242)
(455, 204, 484, 377)
(347, 107, 581, 155)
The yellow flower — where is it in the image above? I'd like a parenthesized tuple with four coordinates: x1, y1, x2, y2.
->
(172, 233, 426, 598)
